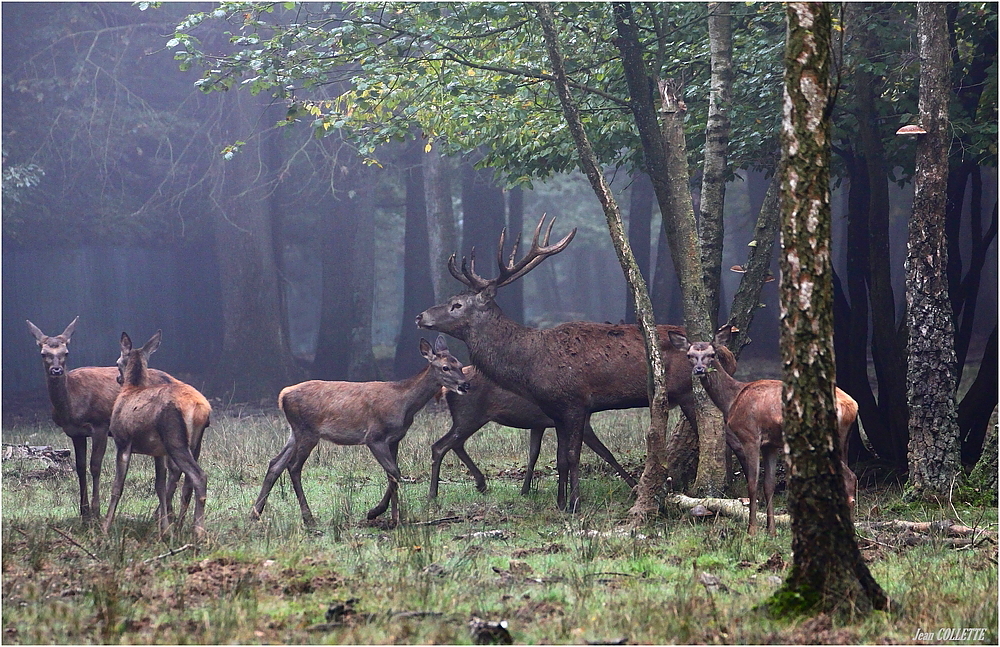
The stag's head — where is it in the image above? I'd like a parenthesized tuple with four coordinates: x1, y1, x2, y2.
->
(117, 330, 161, 386)
(668, 325, 733, 377)
(415, 215, 575, 340)
(27, 317, 79, 377)
(421, 335, 471, 394)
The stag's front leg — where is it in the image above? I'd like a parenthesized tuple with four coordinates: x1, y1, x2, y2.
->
(521, 427, 545, 496)
(554, 413, 586, 513)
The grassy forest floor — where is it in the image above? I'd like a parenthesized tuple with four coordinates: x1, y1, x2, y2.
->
(2, 404, 997, 644)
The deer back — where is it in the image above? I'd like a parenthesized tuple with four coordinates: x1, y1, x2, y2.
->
(727, 379, 785, 448)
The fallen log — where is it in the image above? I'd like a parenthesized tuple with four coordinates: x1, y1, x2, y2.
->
(670, 493, 790, 528)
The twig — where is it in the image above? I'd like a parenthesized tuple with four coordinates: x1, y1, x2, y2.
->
(411, 516, 462, 526)
(48, 525, 100, 561)
(143, 543, 194, 564)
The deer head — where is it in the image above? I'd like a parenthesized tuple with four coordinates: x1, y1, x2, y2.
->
(117, 330, 162, 386)
(27, 317, 79, 377)
(421, 335, 471, 394)
(668, 325, 733, 376)
(416, 215, 576, 338)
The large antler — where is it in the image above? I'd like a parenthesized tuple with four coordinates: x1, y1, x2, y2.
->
(495, 215, 576, 288)
(448, 214, 576, 292)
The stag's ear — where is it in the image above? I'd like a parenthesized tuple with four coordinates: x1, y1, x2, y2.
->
(60, 316, 79, 343)
(26, 320, 46, 345)
(667, 331, 690, 351)
(477, 283, 497, 302)
(142, 330, 162, 356)
(433, 334, 449, 354)
(120, 332, 133, 353)
(419, 337, 434, 360)
(714, 325, 733, 346)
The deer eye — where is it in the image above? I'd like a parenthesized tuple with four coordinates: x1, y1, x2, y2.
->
(450, 302, 462, 311)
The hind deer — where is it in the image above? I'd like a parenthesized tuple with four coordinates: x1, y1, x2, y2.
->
(416, 215, 736, 512)
(250, 335, 470, 528)
(429, 366, 638, 498)
(668, 325, 858, 535)
(104, 331, 211, 535)
(26, 317, 175, 520)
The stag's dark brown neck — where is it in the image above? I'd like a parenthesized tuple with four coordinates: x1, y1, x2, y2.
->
(45, 373, 73, 423)
(462, 313, 539, 397)
(698, 358, 747, 421)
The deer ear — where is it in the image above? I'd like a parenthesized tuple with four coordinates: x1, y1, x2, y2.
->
(60, 316, 79, 343)
(433, 334, 449, 354)
(26, 320, 45, 345)
(142, 330, 162, 356)
(419, 337, 433, 360)
(667, 331, 690, 351)
(120, 332, 133, 353)
(478, 283, 497, 302)
(714, 325, 732, 346)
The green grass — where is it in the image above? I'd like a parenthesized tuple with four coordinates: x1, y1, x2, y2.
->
(2, 408, 997, 644)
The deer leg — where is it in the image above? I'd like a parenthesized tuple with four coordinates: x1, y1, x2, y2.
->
(165, 457, 185, 526)
(761, 446, 779, 535)
(71, 435, 91, 519)
(555, 412, 587, 513)
(743, 444, 761, 536)
(89, 425, 109, 519)
(582, 422, 637, 489)
(367, 440, 402, 526)
(166, 448, 207, 536)
(250, 436, 297, 521)
(177, 431, 205, 526)
(521, 427, 545, 496)
(102, 440, 133, 534)
(154, 455, 171, 534)
(286, 439, 319, 527)
(450, 445, 488, 494)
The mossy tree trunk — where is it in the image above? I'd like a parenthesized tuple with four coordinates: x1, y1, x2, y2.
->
(769, 2, 888, 617)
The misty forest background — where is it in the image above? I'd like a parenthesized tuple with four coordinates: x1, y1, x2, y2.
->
(2, 3, 996, 479)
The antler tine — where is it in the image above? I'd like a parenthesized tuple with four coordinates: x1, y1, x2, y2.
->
(495, 227, 524, 275)
(495, 214, 576, 288)
(447, 253, 471, 286)
(460, 246, 493, 291)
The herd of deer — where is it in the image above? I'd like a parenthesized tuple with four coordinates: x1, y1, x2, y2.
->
(26, 216, 857, 537)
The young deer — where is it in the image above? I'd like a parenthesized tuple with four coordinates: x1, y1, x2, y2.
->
(26, 317, 175, 520)
(429, 366, 637, 498)
(669, 325, 858, 535)
(104, 331, 211, 535)
(416, 215, 737, 512)
(250, 336, 470, 528)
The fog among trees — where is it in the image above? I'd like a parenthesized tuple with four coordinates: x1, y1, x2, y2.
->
(4, 3, 996, 484)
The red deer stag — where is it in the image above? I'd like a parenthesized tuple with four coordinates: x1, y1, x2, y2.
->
(429, 366, 637, 498)
(668, 325, 858, 535)
(104, 331, 211, 535)
(26, 317, 174, 520)
(416, 215, 736, 512)
(250, 336, 470, 528)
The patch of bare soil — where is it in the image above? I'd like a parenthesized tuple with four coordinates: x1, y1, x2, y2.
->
(178, 556, 343, 602)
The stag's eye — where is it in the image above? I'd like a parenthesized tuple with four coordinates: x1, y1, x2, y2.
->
(450, 302, 462, 311)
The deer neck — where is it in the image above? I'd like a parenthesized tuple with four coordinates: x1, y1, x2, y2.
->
(463, 314, 537, 394)
(698, 359, 746, 421)
(398, 365, 443, 415)
(45, 373, 73, 425)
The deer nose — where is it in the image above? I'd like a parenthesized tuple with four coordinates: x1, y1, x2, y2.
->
(692, 365, 707, 375)
(49, 366, 63, 376)
(414, 313, 424, 327)
(457, 381, 471, 394)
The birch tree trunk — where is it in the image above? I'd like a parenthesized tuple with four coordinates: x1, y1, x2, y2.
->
(905, 2, 961, 500)
(699, 2, 734, 330)
(768, 2, 887, 616)
(535, 3, 672, 524)
(424, 141, 460, 303)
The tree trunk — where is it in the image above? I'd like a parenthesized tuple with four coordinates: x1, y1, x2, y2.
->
(348, 165, 380, 381)
(768, 3, 888, 617)
(727, 172, 779, 359)
(699, 1, 734, 330)
(905, 2, 961, 501)
(625, 171, 654, 324)
(395, 140, 437, 379)
(506, 186, 525, 324)
(536, 3, 672, 525)
(424, 141, 460, 303)
(206, 93, 302, 401)
(612, 2, 727, 500)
